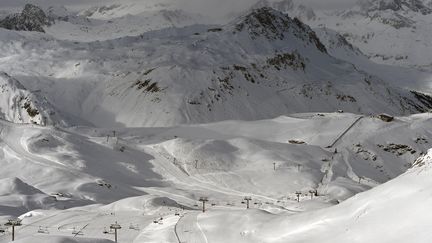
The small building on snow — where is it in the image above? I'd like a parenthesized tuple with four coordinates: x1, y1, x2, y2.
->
(378, 114, 394, 122)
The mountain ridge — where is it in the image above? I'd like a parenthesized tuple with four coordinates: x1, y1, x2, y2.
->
(0, 4, 50, 32)
(0, 6, 431, 127)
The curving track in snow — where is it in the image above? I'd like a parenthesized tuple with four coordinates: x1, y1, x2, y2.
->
(175, 211, 208, 243)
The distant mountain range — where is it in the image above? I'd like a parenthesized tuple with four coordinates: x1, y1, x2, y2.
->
(0, 3, 430, 127)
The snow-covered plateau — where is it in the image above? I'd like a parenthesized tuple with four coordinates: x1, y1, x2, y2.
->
(0, 0, 431, 242)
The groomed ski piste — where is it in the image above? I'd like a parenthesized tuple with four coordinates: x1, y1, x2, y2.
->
(0, 112, 431, 243)
(1, 0, 432, 242)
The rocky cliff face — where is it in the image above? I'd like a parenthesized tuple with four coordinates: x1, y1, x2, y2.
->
(0, 4, 50, 32)
(233, 7, 325, 52)
(74, 7, 432, 127)
(0, 72, 70, 126)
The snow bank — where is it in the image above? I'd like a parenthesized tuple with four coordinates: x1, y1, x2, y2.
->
(193, 149, 432, 243)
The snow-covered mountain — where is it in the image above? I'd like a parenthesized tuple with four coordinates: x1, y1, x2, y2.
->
(0, 72, 72, 126)
(245, 0, 432, 94)
(302, 0, 432, 70)
(0, 2, 207, 42)
(312, 27, 432, 94)
(0, 1, 432, 243)
(250, 0, 317, 21)
(0, 4, 50, 32)
(45, 7, 206, 42)
(358, 0, 432, 15)
(1, 6, 431, 127)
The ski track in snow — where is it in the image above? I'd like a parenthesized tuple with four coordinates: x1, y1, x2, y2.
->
(0, 1, 432, 242)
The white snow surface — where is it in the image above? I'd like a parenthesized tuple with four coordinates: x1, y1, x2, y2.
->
(1, 1, 432, 243)
(246, 0, 432, 94)
(0, 113, 430, 242)
(0, 6, 431, 127)
(302, 0, 432, 71)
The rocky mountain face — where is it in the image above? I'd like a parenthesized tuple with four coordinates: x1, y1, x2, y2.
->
(65, 7, 432, 126)
(314, 28, 365, 60)
(245, 1, 431, 69)
(0, 72, 69, 126)
(234, 7, 324, 50)
(0, 6, 431, 127)
(250, 0, 316, 21)
(0, 4, 50, 32)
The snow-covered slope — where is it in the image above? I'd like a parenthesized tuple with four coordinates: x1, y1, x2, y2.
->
(250, 2, 432, 94)
(45, 8, 206, 42)
(0, 2, 432, 242)
(0, 112, 430, 212)
(0, 2, 209, 42)
(56, 8, 432, 127)
(171, 148, 432, 243)
(1, 7, 431, 127)
(0, 72, 73, 126)
(0, 177, 57, 218)
(260, 149, 432, 243)
(314, 27, 432, 93)
(0, 113, 430, 242)
(305, 0, 432, 70)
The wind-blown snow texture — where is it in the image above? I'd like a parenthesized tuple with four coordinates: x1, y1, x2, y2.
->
(0, 5, 431, 127)
(0, 113, 430, 242)
(296, 0, 432, 70)
(0, 1, 431, 243)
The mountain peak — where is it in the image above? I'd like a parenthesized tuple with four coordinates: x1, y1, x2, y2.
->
(250, 0, 316, 21)
(234, 7, 292, 40)
(22, 4, 47, 19)
(233, 7, 326, 52)
(251, 0, 294, 12)
(0, 4, 50, 32)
